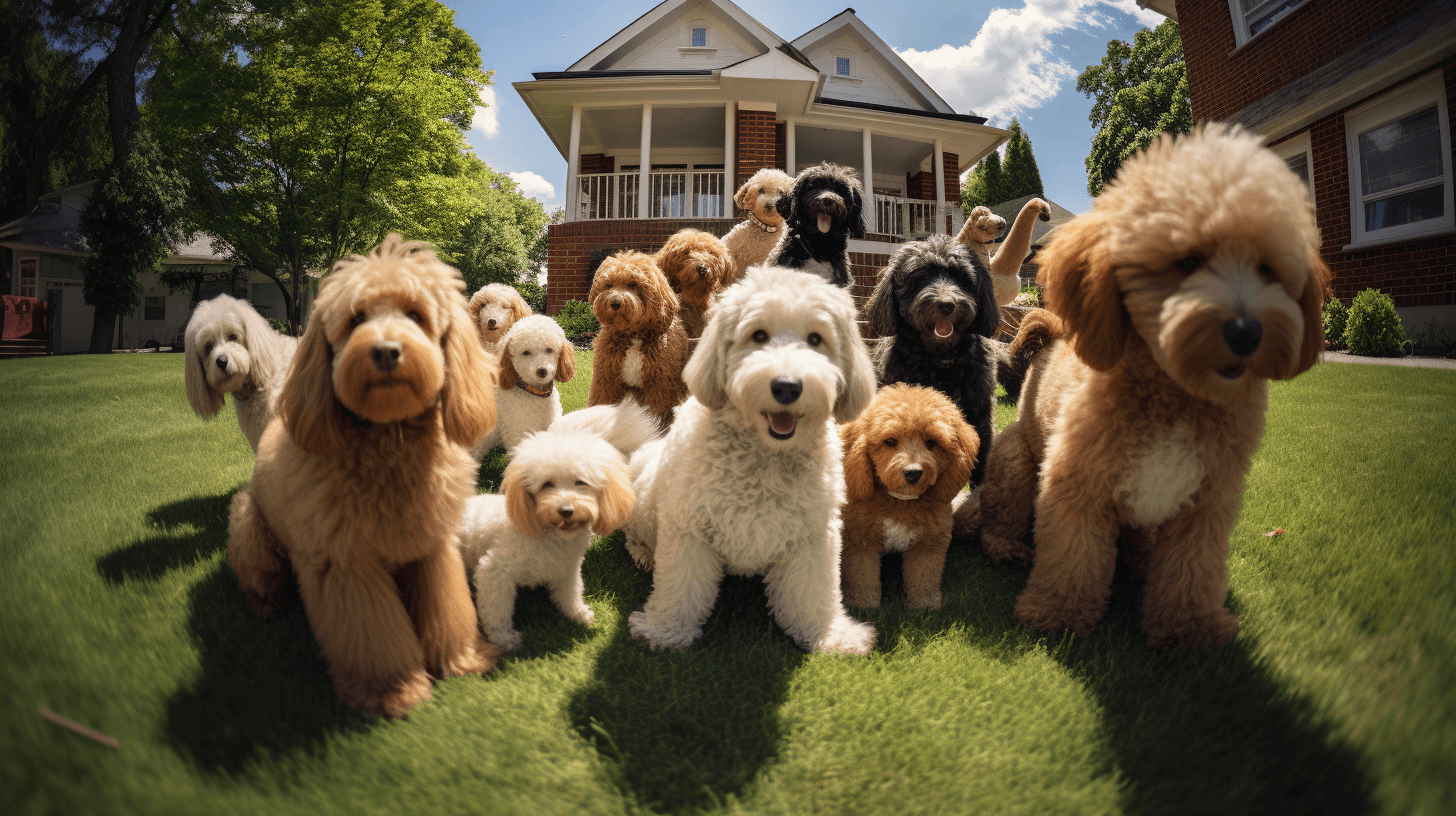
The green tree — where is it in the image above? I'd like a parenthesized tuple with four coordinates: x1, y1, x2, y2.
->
(961, 148, 1005, 213)
(1078, 19, 1190, 197)
(150, 0, 491, 333)
(1001, 119, 1044, 201)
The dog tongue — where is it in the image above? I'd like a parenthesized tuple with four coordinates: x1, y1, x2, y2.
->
(768, 412, 798, 434)
(817, 213, 831, 233)
(935, 321, 954, 338)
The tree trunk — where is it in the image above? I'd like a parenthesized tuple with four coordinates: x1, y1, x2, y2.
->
(88, 306, 118, 354)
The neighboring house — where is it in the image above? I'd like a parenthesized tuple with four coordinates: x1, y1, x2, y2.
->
(1140, 0, 1456, 331)
(515, 1, 1012, 311)
(0, 180, 309, 354)
(985, 194, 1079, 284)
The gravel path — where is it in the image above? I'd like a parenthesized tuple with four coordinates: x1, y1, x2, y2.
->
(1320, 350, 1456, 370)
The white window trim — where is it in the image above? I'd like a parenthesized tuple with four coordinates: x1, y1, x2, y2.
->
(829, 51, 863, 85)
(17, 255, 40, 297)
(1270, 131, 1316, 205)
(1344, 71, 1454, 250)
(679, 20, 715, 57)
(1226, 0, 1312, 50)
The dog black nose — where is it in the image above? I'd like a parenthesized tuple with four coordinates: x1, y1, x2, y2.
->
(536, 368, 548, 379)
(215, 354, 229, 371)
(936, 300, 955, 315)
(903, 467, 923, 485)
(371, 341, 402, 372)
(558, 506, 573, 519)
(611, 300, 621, 311)
(487, 318, 497, 329)
(1223, 317, 1263, 357)
(697, 264, 708, 277)
(770, 376, 802, 405)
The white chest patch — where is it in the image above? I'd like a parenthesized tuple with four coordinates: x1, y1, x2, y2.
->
(881, 518, 918, 553)
(1119, 424, 1204, 526)
(622, 340, 644, 387)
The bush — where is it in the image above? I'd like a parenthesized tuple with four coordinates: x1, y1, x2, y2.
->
(554, 300, 599, 341)
(1012, 282, 1041, 307)
(1408, 320, 1456, 358)
(515, 278, 546, 314)
(1344, 288, 1405, 357)
(1322, 297, 1348, 349)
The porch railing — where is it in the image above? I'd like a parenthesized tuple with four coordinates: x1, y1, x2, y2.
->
(873, 194, 965, 239)
(578, 171, 726, 221)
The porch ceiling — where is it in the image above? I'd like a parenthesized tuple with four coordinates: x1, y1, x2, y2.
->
(583, 105, 727, 152)
(794, 128, 934, 177)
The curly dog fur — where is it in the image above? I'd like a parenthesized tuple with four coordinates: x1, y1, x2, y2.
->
(226, 235, 501, 718)
(840, 384, 978, 610)
(765, 163, 865, 287)
(472, 314, 574, 459)
(721, 168, 794, 285)
(654, 229, 732, 339)
(467, 282, 532, 355)
(184, 294, 298, 452)
(866, 234, 1001, 488)
(975, 124, 1328, 648)
(588, 250, 690, 427)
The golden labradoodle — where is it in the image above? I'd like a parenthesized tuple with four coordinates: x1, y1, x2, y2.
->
(654, 229, 731, 338)
(975, 124, 1328, 648)
(721, 167, 794, 285)
(466, 282, 532, 355)
(227, 235, 502, 718)
(587, 250, 690, 427)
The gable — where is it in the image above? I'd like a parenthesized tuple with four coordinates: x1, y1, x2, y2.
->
(803, 33, 926, 111)
(569, 0, 783, 72)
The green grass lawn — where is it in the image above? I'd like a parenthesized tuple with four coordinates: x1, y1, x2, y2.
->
(2, 352, 1453, 815)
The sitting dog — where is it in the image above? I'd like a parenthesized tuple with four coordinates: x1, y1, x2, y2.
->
(765, 163, 865, 288)
(865, 234, 1001, 488)
(458, 415, 644, 652)
(588, 250, 690, 428)
(840, 384, 978, 610)
(467, 282, 532, 355)
(184, 294, 298, 452)
(227, 235, 501, 718)
(654, 229, 732, 339)
(472, 314, 574, 459)
(976, 124, 1328, 648)
(624, 266, 878, 655)
(721, 168, 794, 285)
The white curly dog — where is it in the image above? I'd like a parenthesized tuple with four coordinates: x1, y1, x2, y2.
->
(624, 265, 878, 655)
(472, 315, 574, 460)
(184, 294, 297, 452)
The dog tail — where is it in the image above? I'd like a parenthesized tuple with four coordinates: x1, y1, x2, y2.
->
(551, 397, 662, 457)
(997, 308, 1062, 401)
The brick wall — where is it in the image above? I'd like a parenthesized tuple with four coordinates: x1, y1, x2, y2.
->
(735, 109, 778, 190)
(1180, 0, 1421, 121)
(774, 123, 786, 174)
(545, 219, 737, 313)
(942, 152, 961, 204)
(906, 171, 933, 200)
(849, 250, 892, 324)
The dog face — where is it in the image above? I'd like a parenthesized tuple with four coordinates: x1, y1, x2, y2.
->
(866, 235, 1000, 351)
(1038, 124, 1328, 403)
(278, 235, 497, 455)
(497, 314, 574, 392)
(184, 294, 285, 416)
(589, 250, 679, 336)
(468, 283, 532, 347)
(781, 163, 866, 240)
(502, 431, 635, 536)
(733, 168, 795, 227)
(958, 206, 1008, 244)
(654, 229, 731, 307)
(841, 384, 978, 504)
(685, 266, 875, 446)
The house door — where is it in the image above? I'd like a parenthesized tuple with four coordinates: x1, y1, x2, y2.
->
(46, 281, 92, 354)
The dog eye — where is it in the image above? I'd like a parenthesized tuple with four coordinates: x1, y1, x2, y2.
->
(1175, 256, 1202, 272)
(350, 312, 366, 328)
(575, 480, 586, 487)
(627, 281, 638, 288)
(542, 481, 554, 489)
(227, 333, 239, 342)
(1257, 264, 1275, 279)
(407, 311, 423, 324)
(752, 330, 768, 344)
(807, 333, 822, 347)
(522, 350, 531, 356)
(884, 438, 898, 448)
(925, 439, 937, 450)
(545, 348, 554, 355)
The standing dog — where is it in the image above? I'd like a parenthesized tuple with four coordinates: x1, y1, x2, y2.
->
(227, 236, 500, 718)
(588, 250, 690, 428)
(765, 163, 865, 288)
(654, 229, 732, 339)
(184, 294, 297, 452)
(467, 282, 532, 356)
(977, 124, 1328, 648)
(721, 168, 794, 285)
(472, 314, 574, 459)
(624, 266, 878, 655)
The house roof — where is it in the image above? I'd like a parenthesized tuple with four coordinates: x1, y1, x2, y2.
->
(566, 0, 795, 72)
(0, 184, 232, 264)
(791, 8, 955, 115)
(1135, 0, 1177, 21)
(988, 195, 1078, 247)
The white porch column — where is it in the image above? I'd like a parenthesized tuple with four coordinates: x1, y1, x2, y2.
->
(566, 105, 582, 223)
(638, 103, 653, 220)
(933, 138, 946, 234)
(862, 128, 875, 234)
(786, 118, 796, 175)
(724, 101, 736, 213)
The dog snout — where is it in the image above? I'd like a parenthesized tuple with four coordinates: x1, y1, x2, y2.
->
(696, 264, 708, 277)
(1223, 317, 1263, 357)
(903, 467, 923, 485)
(557, 506, 574, 519)
(215, 353, 229, 372)
(610, 298, 621, 311)
(487, 318, 498, 329)
(370, 341, 403, 372)
(770, 376, 802, 405)
(936, 300, 955, 315)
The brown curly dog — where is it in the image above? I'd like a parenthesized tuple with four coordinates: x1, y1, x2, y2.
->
(588, 250, 690, 428)
(227, 235, 501, 718)
(654, 229, 731, 338)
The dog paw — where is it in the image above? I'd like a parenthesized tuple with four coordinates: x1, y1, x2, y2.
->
(1145, 608, 1240, 649)
(1014, 588, 1102, 636)
(624, 540, 654, 571)
(814, 615, 877, 655)
(980, 534, 1032, 566)
(338, 670, 433, 719)
(437, 636, 501, 677)
(568, 605, 596, 626)
(627, 610, 699, 650)
(485, 627, 523, 653)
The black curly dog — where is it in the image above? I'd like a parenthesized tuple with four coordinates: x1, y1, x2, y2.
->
(867, 234, 1000, 487)
(766, 163, 865, 287)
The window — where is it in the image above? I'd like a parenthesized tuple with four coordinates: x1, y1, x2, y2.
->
(690, 27, 706, 47)
(1228, 0, 1310, 47)
(1270, 131, 1315, 205)
(144, 296, 166, 321)
(1345, 72, 1454, 248)
(19, 258, 37, 297)
(836, 56, 851, 76)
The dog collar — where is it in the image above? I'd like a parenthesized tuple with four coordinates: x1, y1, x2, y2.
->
(887, 489, 921, 501)
(747, 212, 778, 233)
(933, 356, 958, 368)
(516, 381, 554, 398)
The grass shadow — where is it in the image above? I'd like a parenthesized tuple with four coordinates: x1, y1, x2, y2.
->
(96, 493, 234, 583)
(475, 447, 508, 494)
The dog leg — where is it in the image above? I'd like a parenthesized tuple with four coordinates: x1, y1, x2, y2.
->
(295, 557, 432, 719)
(1137, 502, 1241, 649)
(627, 534, 724, 650)
(840, 533, 883, 610)
(1014, 479, 1118, 636)
(974, 420, 1037, 564)
(473, 554, 524, 652)
(548, 563, 595, 626)
(226, 488, 288, 615)
(764, 538, 876, 655)
(404, 542, 500, 676)
(902, 529, 951, 610)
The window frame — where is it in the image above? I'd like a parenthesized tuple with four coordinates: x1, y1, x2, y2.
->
(1344, 71, 1454, 249)
(835, 56, 851, 77)
(18, 256, 38, 297)
(1226, 0, 1312, 49)
(144, 296, 167, 322)
(1270, 131, 1316, 206)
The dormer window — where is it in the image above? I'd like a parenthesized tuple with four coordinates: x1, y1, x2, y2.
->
(836, 57, 850, 76)
(691, 27, 706, 47)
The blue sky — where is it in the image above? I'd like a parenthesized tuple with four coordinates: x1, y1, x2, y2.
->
(449, 0, 1166, 216)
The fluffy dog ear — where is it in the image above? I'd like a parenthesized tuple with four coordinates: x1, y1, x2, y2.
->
(683, 290, 733, 409)
(865, 266, 899, 338)
(243, 304, 290, 390)
(502, 465, 541, 536)
(1289, 248, 1331, 378)
(645, 260, 680, 334)
(847, 178, 867, 239)
(184, 340, 224, 418)
(835, 309, 877, 423)
(510, 289, 533, 321)
(840, 421, 877, 502)
(733, 178, 753, 212)
(277, 313, 348, 457)
(779, 176, 799, 225)
(555, 341, 576, 383)
(495, 334, 518, 390)
(1038, 212, 1130, 371)
(924, 417, 979, 505)
(593, 455, 636, 535)
(441, 300, 499, 448)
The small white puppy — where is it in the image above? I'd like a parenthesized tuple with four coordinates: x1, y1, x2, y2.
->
(472, 315, 574, 460)
(624, 266, 878, 655)
(458, 421, 639, 651)
(184, 294, 297, 452)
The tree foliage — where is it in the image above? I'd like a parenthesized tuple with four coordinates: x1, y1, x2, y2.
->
(1079, 20, 1190, 197)
(1001, 119, 1044, 201)
(961, 148, 1004, 214)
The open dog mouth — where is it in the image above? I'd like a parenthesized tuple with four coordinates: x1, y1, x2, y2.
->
(1217, 361, 1248, 379)
(817, 213, 832, 233)
(557, 520, 584, 533)
(765, 411, 800, 440)
(934, 320, 955, 339)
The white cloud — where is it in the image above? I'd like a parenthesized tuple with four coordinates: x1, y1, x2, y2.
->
(507, 171, 556, 202)
(896, 0, 1165, 126)
(472, 86, 499, 139)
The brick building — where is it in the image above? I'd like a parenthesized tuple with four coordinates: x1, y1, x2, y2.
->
(1140, 0, 1456, 330)
(513, 2, 1011, 312)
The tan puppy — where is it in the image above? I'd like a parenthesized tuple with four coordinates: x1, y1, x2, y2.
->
(654, 229, 731, 338)
(467, 282, 532, 355)
(588, 250, 691, 428)
(721, 168, 794, 285)
(976, 124, 1328, 648)
(227, 235, 500, 717)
